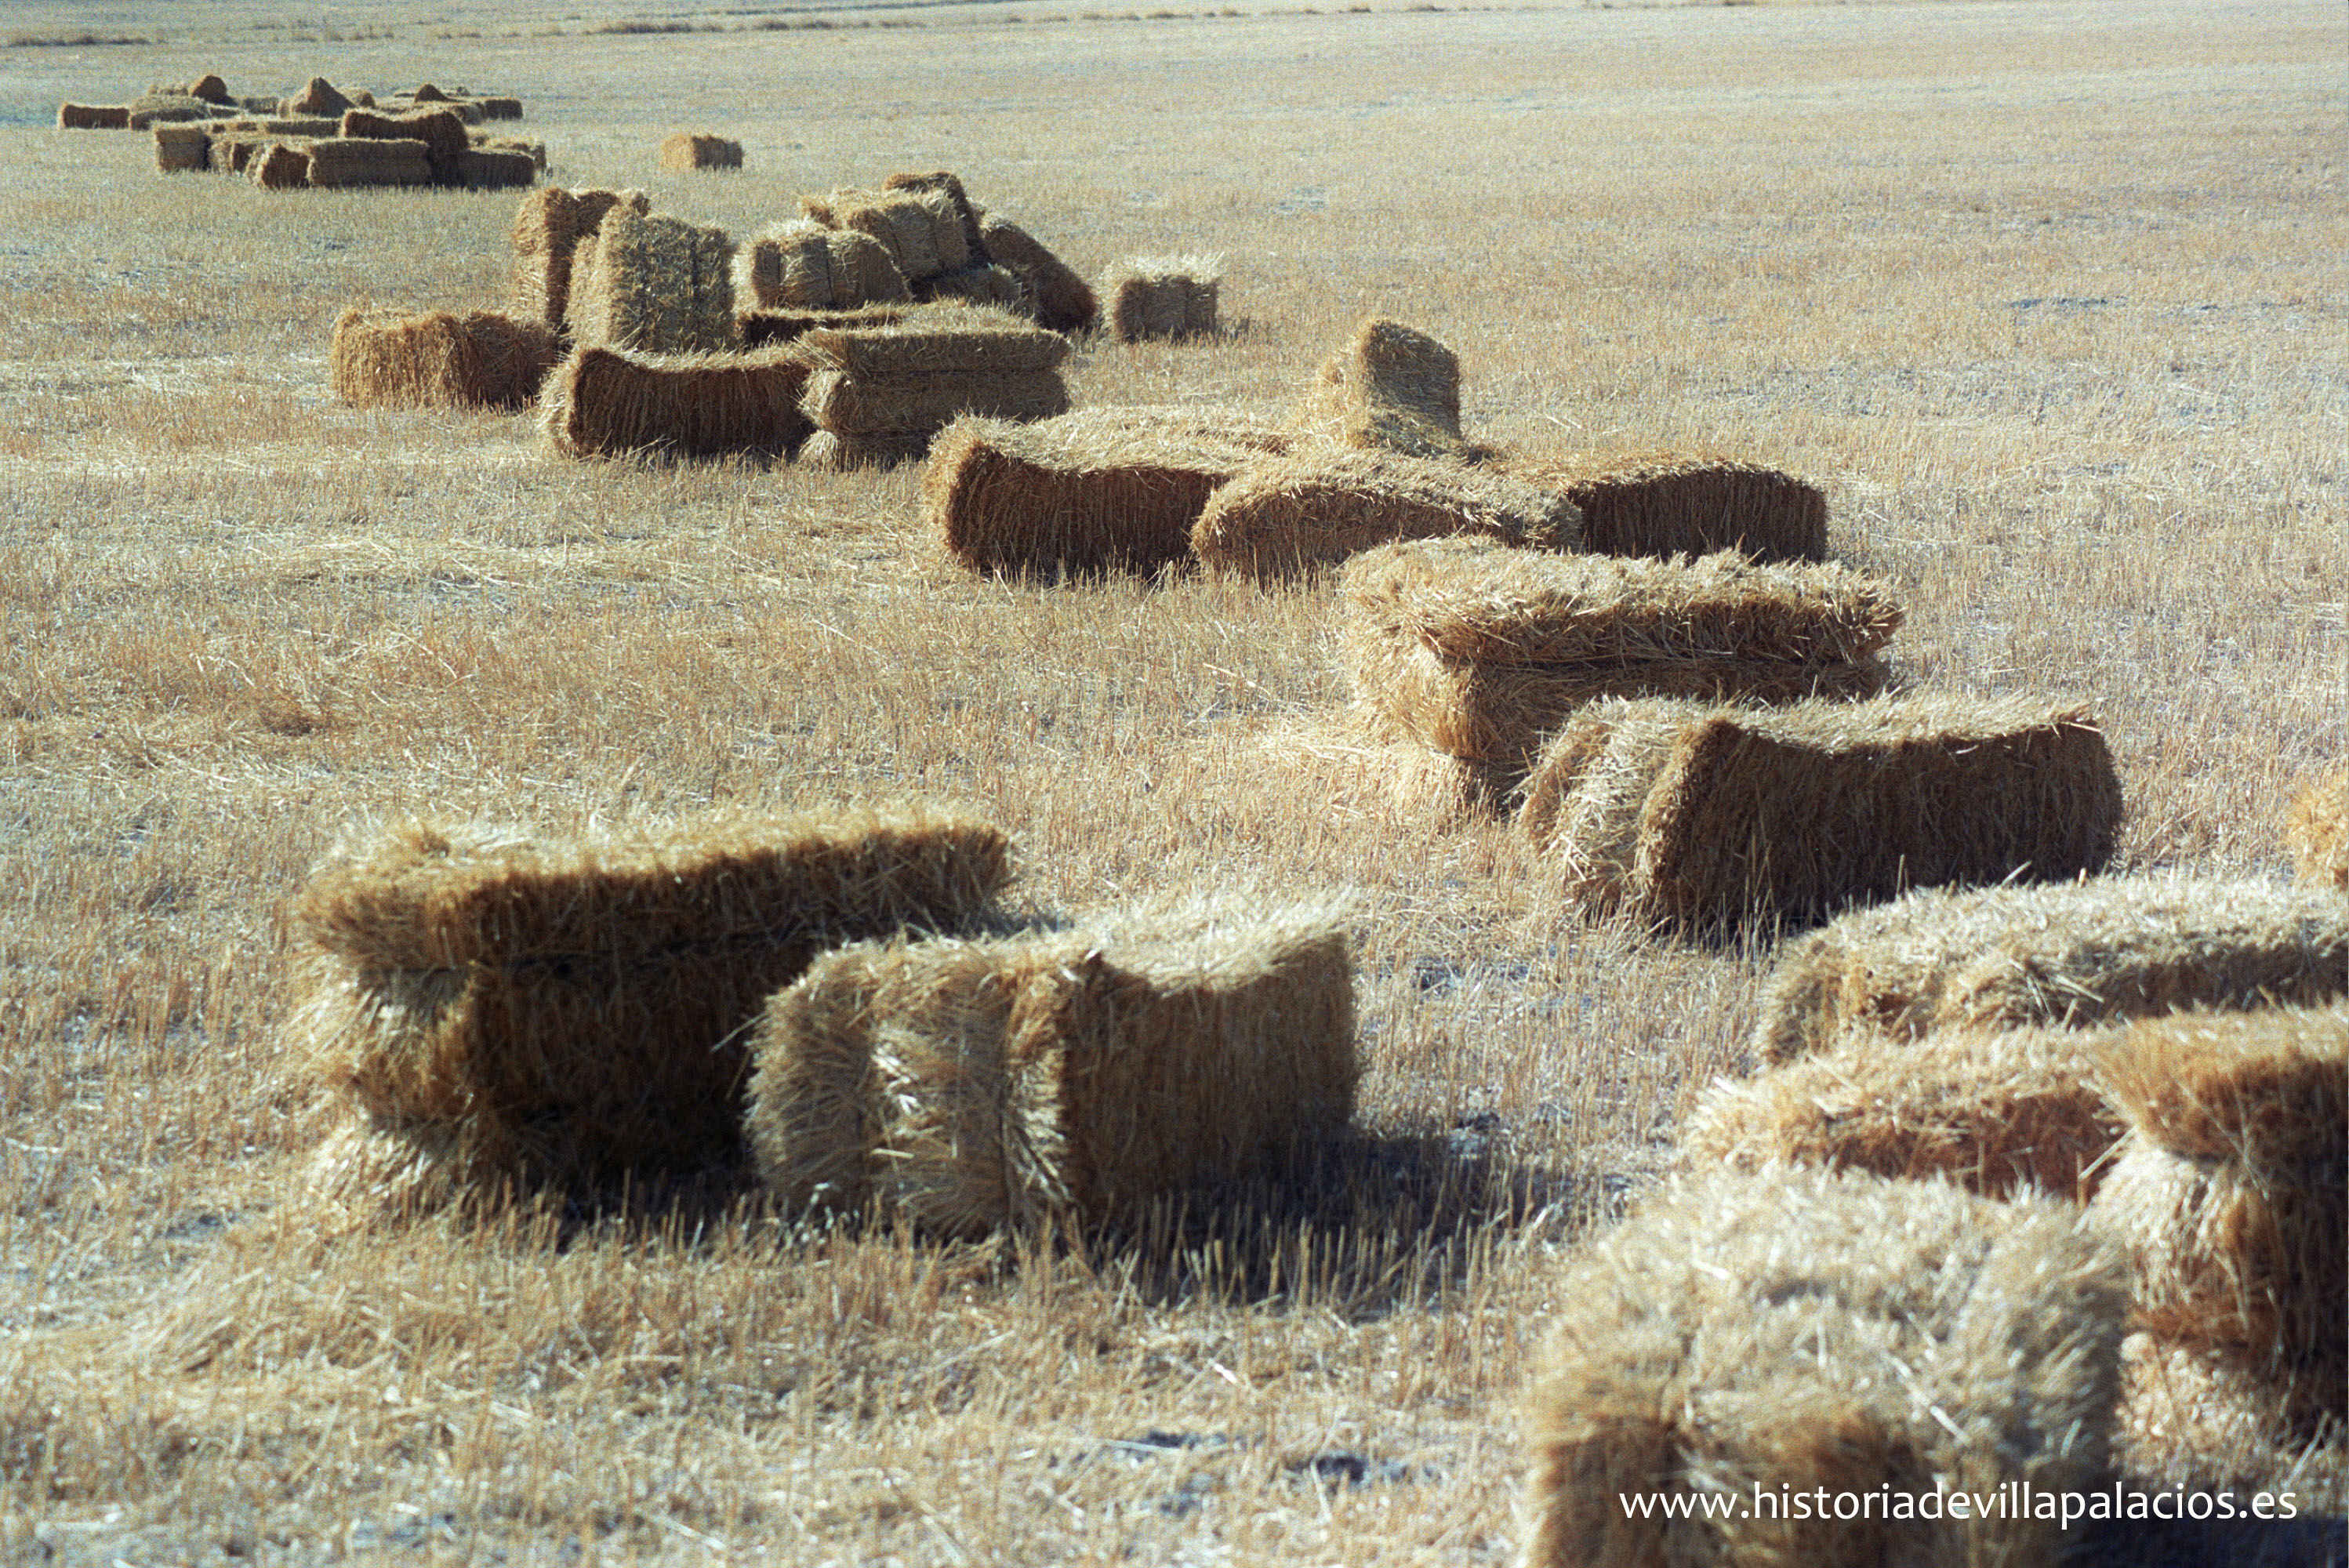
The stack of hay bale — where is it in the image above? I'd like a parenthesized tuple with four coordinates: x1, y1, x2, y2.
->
(925, 405, 1296, 576)
(1333, 539, 1900, 811)
(141, 79, 536, 191)
(747, 893, 1358, 1236)
(734, 220, 913, 329)
(329, 308, 561, 412)
(1102, 256, 1222, 343)
(1192, 448, 1577, 580)
(510, 186, 652, 331)
(565, 205, 739, 354)
(794, 309, 1071, 470)
(287, 807, 1013, 1218)
(798, 183, 1022, 318)
(661, 132, 742, 172)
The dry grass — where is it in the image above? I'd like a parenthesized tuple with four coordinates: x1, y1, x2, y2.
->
(1, 0, 2343, 1560)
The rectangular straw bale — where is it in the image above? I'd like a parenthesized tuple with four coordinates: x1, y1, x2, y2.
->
(1750, 875, 2349, 1065)
(565, 207, 739, 354)
(881, 169, 989, 262)
(1194, 448, 1578, 581)
(248, 116, 339, 136)
(739, 303, 913, 350)
(801, 367, 1069, 437)
(978, 215, 1098, 333)
(130, 92, 224, 126)
(285, 806, 1013, 1210)
(1521, 1167, 2125, 1568)
(913, 263, 1032, 314)
(205, 129, 272, 173)
(746, 893, 1356, 1236)
(1294, 316, 1468, 461)
(1103, 255, 1221, 343)
(287, 77, 354, 116)
(736, 220, 837, 310)
(812, 187, 969, 284)
(924, 405, 1294, 578)
(249, 142, 314, 191)
(154, 125, 210, 172)
(796, 430, 939, 471)
(2287, 764, 2347, 889)
(58, 103, 133, 129)
(1501, 447, 1830, 562)
(794, 309, 1065, 379)
(339, 106, 467, 182)
(2115, 1334, 2349, 1501)
(477, 96, 524, 120)
(507, 186, 649, 328)
(2089, 1006, 2346, 1433)
(470, 134, 547, 170)
(329, 307, 561, 411)
(1519, 694, 2123, 934)
(1678, 1024, 2126, 1202)
(306, 136, 434, 188)
(1345, 539, 1902, 764)
(660, 132, 742, 172)
(456, 148, 536, 189)
(540, 344, 811, 460)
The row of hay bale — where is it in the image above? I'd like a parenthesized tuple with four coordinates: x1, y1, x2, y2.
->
(154, 100, 542, 191)
(1520, 874, 2348, 1564)
(286, 806, 1357, 1236)
(921, 316, 1830, 584)
(62, 73, 522, 130)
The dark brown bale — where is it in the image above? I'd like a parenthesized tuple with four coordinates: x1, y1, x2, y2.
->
(304, 137, 434, 189)
(57, 103, 133, 130)
(1501, 448, 1831, 563)
(659, 132, 743, 172)
(977, 215, 1098, 333)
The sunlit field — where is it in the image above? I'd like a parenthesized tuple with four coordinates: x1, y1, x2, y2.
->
(0, 0, 2341, 1560)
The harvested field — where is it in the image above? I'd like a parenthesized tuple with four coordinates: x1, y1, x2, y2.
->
(1345, 539, 1900, 765)
(926, 404, 1295, 576)
(1500, 448, 1832, 562)
(1519, 694, 2122, 931)
(540, 344, 811, 459)
(1193, 447, 1578, 580)
(328, 307, 559, 411)
(747, 893, 1356, 1235)
(1755, 876, 2349, 1063)
(1522, 1167, 2126, 1568)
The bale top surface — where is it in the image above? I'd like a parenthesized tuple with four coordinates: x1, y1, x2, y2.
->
(2096, 1004, 2347, 1165)
(791, 308, 1066, 376)
(1339, 536, 1902, 667)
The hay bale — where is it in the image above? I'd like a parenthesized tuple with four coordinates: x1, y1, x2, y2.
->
(470, 132, 546, 170)
(305, 136, 434, 189)
(285, 806, 1011, 1211)
(881, 169, 989, 262)
(2287, 764, 2347, 890)
(1345, 540, 1900, 765)
(2090, 1007, 2346, 1432)
(2115, 1332, 2349, 1500)
(565, 207, 739, 355)
(978, 215, 1098, 334)
(412, 82, 452, 102)
(809, 187, 970, 285)
(747, 893, 1356, 1235)
(793, 310, 1066, 380)
(539, 345, 811, 460)
(188, 73, 232, 104)
(57, 103, 132, 130)
(329, 308, 560, 412)
(205, 129, 273, 173)
(287, 76, 352, 116)
(913, 263, 1033, 314)
(350, 89, 376, 107)
(456, 147, 536, 190)
(796, 430, 939, 471)
(660, 132, 743, 172)
(1194, 448, 1578, 581)
(1752, 876, 2349, 1065)
(249, 142, 313, 191)
(1501, 448, 1831, 563)
(924, 405, 1294, 578)
(153, 125, 210, 173)
(1103, 255, 1221, 342)
(1294, 316, 1468, 461)
(1519, 695, 2122, 933)
(477, 96, 524, 120)
(1520, 1167, 2126, 1568)
(735, 223, 913, 314)
(508, 186, 649, 328)
(801, 368, 1069, 438)
(1679, 1025, 2126, 1202)
(129, 92, 224, 126)
(739, 303, 913, 350)
(339, 106, 467, 182)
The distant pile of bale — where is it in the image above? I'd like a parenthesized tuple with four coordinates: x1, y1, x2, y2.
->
(283, 808, 1365, 1236)
(64, 73, 536, 193)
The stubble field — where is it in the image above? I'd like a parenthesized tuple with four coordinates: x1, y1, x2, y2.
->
(0, 0, 2341, 1561)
